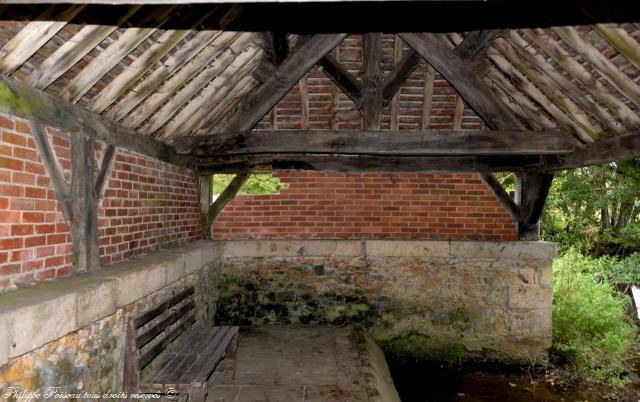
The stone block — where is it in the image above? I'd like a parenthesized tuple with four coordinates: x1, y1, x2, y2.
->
(0, 312, 8, 366)
(181, 246, 203, 275)
(508, 285, 552, 309)
(99, 260, 167, 307)
(530, 308, 552, 338)
(221, 240, 360, 258)
(535, 262, 553, 287)
(365, 240, 450, 257)
(201, 241, 223, 265)
(5, 288, 77, 358)
(450, 241, 557, 260)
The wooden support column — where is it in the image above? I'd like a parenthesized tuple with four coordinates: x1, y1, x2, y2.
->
(362, 32, 383, 130)
(28, 121, 115, 272)
(515, 171, 554, 240)
(199, 175, 213, 239)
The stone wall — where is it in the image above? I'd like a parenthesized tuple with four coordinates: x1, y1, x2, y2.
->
(0, 241, 221, 396)
(212, 240, 554, 363)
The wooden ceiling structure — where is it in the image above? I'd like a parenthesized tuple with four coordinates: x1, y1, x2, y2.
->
(0, 1, 640, 245)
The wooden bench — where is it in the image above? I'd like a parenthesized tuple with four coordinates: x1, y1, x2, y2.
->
(123, 286, 238, 402)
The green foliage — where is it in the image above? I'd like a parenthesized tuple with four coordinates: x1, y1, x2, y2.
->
(541, 160, 640, 255)
(607, 253, 640, 285)
(552, 250, 636, 387)
(212, 174, 288, 195)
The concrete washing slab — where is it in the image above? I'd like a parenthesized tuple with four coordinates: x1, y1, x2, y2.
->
(207, 326, 400, 402)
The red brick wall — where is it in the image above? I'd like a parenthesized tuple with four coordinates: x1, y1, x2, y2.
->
(213, 171, 517, 241)
(0, 113, 200, 292)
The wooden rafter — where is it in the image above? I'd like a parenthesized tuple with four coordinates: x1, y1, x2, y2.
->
(61, 6, 176, 103)
(0, 5, 85, 74)
(177, 129, 579, 157)
(399, 32, 525, 131)
(261, 32, 289, 65)
(192, 76, 257, 134)
(382, 45, 420, 108)
(220, 33, 347, 133)
(318, 54, 363, 107)
(208, 174, 250, 222)
(0, 75, 188, 166)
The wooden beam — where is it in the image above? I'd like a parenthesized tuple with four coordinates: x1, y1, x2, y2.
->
(199, 175, 213, 239)
(421, 64, 435, 132)
(208, 174, 250, 221)
(399, 32, 524, 131)
(453, 95, 465, 130)
(0, 5, 85, 74)
(479, 172, 518, 220)
(176, 129, 579, 156)
(361, 32, 384, 130)
(329, 47, 340, 130)
(545, 132, 640, 171)
(454, 30, 501, 60)
(261, 32, 289, 65)
(515, 170, 554, 240)
(221, 34, 347, 132)
(318, 54, 363, 108)
(96, 144, 116, 200)
(390, 36, 404, 132)
(0, 75, 189, 166)
(382, 46, 420, 107)
(195, 154, 547, 175)
(299, 75, 310, 130)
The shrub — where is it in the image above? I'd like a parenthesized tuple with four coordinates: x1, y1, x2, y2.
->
(552, 250, 636, 386)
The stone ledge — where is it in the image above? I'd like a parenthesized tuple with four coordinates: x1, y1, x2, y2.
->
(221, 240, 362, 258)
(0, 240, 221, 363)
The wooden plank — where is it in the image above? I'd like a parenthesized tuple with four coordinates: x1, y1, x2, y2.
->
(136, 300, 196, 348)
(26, 121, 72, 221)
(195, 154, 548, 175)
(208, 173, 250, 221)
(193, 77, 257, 135)
(61, 6, 175, 103)
(25, 6, 141, 89)
(507, 30, 620, 135)
(318, 54, 363, 107)
(421, 64, 435, 132)
(591, 23, 640, 72)
(69, 129, 100, 273)
(179, 327, 231, 384)
(383, 44, 420, 108)
(399, 32, 524, 131)
(133, 287, 195, 328)
(0, 75, 189, 166)
(390, 36, 403, 133)
(90, 10, 216, 113)
(553, 26, 640, 110)
(479, 172, 518, 219)
(361, 32, 383, 130)
(222, 34, 347, 133)
(299, 75, 310, 130)
(177, 129, 579, 157)
(522, 28, 640, 130)
(453, 95, 464, 130)
(192, 327, 238, 381)
(0, 5, 85, 74)
(138, 314, 196, 370)
(136, 32, 252, 134)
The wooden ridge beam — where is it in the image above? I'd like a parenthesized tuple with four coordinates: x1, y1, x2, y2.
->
(175, 129, 580, 157)
(221, 33, 347, 132)
(399, 32, 525, 131)
(0, 75, 189, 166)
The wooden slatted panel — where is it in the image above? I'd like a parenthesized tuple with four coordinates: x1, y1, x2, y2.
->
(138, 311, 197, 370)
(136, 300, 196, 348)
(133, 287, 195, 329)
(0, 5, 85, 74)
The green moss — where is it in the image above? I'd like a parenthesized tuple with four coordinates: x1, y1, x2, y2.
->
(383, 333, 433, 363)
(443, 343, 465, 366)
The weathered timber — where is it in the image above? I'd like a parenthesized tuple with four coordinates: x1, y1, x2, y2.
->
(70, 129, 100, 273)
(96, 144, 116, 200)
(399, 32, 525, 131)
(522, 28, 640, 131)
(221, 34, 347, 132)
(176, 129, 579, 156)
(479, 172, 519, 220)
(61, 6, 175, 103)
(0, 75, 189, 166)
(329, 48, 341, 130)
(199, 175, 213, 239)
(545, 132, 640, 171)
(454, 30, 501, 60)
(382, 46, 420, 107)
(515, 170, 554, 240)
(390, 36, 404, 132)
(300, 75, 310, 130)
(195, 154, 547, 175)
(208, 174, 250, 220)
(422, 64, 435, 132)
(362, 32, 384, 130)
(25, 6, 141, 89)
(0, 5, 85, 74)
(26, 121, 72, 221)
(261, 32, 289, 65)
(318, 54, 363, 107)
(453, 95, 464, 130)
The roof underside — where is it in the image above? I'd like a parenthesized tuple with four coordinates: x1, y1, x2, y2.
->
(0, 2, 639, 173)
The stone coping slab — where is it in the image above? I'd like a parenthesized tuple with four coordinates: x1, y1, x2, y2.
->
(0, 240, 221, 364)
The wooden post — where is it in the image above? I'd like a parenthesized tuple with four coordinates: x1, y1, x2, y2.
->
(514, 170, 554, 240)
(199, 175, 213, 239)
(362, 32, 383, 130)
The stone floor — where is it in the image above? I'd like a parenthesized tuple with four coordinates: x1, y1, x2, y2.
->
(206, 326, 369, 402)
